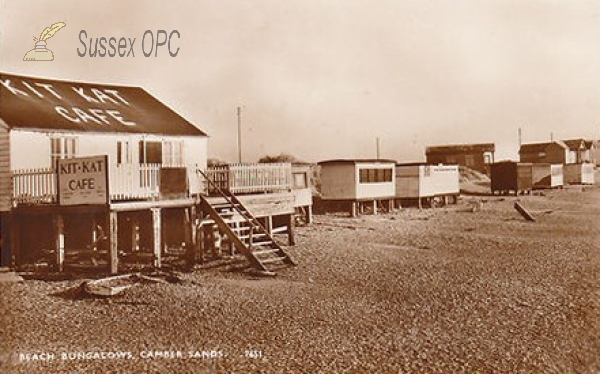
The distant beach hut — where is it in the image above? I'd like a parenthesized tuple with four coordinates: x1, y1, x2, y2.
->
(395, 163, 459, 208)
(317, 159, 396, 216)
(425, 143, 495, 174)
(490, 161, 533, 195)
(532, 164, 563, 189)
(563, 163, 595, 185)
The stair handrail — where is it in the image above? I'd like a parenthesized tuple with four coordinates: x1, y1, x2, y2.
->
(196, 168, 264, 240)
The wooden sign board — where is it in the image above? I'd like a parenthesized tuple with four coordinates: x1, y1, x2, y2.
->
(57, 156, 109, 206)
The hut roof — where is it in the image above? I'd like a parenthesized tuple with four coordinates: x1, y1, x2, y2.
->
(0, 72, 207, 137)
(519, 140, 568, 154)
(425, 143, 495, 155)
(318, 159, 397, 165)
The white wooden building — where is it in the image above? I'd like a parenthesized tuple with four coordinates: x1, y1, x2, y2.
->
(531, 164, 564, 189)
(317, 159, 396, 216)
(0, 73, 301, 274)
(395, 163, 460, 208)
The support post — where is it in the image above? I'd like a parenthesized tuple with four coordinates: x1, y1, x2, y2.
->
(8, 215, 20, 269)
(373, 200, 378, 215)
(266, 216, 273, 234)
(151, 208, 162, 268)
(287, 213, 296, 246)
(1, 213, 14, 268)
(306, 205, 313, 224)
(350, 201, 357, 217)
(54, 214, 64, 272)
(108, 211, 118, 274)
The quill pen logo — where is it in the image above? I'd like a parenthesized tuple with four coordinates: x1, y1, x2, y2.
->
(23, 22, 66, 61)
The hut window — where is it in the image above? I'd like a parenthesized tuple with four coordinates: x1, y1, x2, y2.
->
(51, 136, 78, 168)
(465, 154, 475, 167)
(139, 141, 162, 164)
(359, 168, 393, 183)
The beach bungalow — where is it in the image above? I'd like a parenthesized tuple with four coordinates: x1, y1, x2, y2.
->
(317, 159, 396, 216)
(425, 143, 495, 174)
(562, 139, 596, 164)
(519, 141, 570, 164)
(0, 72, 298, 274)
(394, 163, 459, 208)
(531, 164, 564, 189)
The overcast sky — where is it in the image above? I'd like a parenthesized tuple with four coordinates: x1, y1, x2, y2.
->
(1, 0, 599, 162)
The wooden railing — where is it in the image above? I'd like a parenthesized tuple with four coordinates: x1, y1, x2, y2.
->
(12, 163, 162, 205)
(12, 168, 57, 204)
(12, 162, 295, 205)
(201, 163, 293, 195)
(110, 163, 161, 200)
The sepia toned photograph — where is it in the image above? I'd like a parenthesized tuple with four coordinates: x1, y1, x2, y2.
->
(1, 1, 599, 373)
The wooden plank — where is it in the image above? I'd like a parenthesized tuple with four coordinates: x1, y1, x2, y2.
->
(236, 192, 295, 217)
(514, 202, 535, 222)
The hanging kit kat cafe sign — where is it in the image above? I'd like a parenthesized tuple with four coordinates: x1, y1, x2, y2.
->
(57, 156, 109, 206)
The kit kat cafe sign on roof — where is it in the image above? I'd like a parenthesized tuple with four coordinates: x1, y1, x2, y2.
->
(0, 72, 206, 136)
(57, 156, 109, 206)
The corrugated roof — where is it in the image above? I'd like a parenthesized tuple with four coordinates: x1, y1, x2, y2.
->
(0, 72, 207, 136)
(519, 140, 568, 153)
(318, 159, 397, 165)
(425, 143, 495, 155)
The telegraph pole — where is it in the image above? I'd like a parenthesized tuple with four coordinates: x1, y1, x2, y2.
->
(376, 137, 380, 159)
(237, 106, 242, 163)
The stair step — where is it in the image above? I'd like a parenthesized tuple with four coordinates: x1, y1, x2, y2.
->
(260, 256, 286, 265)
(252, 248, 280, 257)
(250, 240, 274, 247)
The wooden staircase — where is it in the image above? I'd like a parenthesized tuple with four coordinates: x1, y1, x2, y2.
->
(197, 171, 297, 275)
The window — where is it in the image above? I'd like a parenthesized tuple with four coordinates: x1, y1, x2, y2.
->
(163, 140, 184, 166)
(51, 136, 78, 168)
(117, 141, 133, 164)
(465, 154, 475, 167)
(139, 141, 162, 164)
(293, 172, 308, 189)
(358, 167, 392, 183)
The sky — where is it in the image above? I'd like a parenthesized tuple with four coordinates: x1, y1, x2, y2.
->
(1, 0, 599, 163)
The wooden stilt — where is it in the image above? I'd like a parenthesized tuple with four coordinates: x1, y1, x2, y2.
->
(151, 208, 162, 268)
(266, 216, 273, 234)
(10, 216, 19, 268)
(306, 206, 313, 224)
(287, 213, 296, 246)
(0, 213, 11, 267)
(108, 211, 118, 274)
(373, 200, 378, 215)
(418, 198, 422, 210)
(350, 201, 357, 217)
(54, 214, 64, 272)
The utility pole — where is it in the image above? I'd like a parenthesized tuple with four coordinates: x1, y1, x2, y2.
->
(550, 132, 554, 142)
(376, 137, 380, 159)
(518, 127, 522, 146)
(237, 106, 242, 163)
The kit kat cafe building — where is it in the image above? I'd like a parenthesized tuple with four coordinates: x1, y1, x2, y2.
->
(0, 72, 208, 269)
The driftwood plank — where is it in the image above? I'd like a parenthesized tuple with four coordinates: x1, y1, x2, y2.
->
(514, 202, 535, 222)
